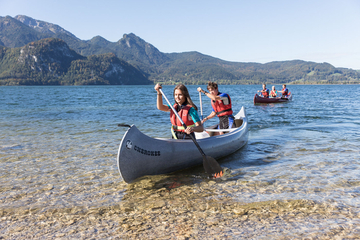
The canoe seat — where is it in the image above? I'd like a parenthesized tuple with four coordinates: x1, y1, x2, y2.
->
(195, 131, 211, 139)
(235, 118, 243, 127)
(203, 119, 243, 137)
(203, 124, 217, 137)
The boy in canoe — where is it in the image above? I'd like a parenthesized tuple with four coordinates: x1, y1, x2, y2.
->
(278, 84, 289, 98)
(155, 83, 204, 140)
(197, 81, 234, 134)
(257, 84, 270, 98)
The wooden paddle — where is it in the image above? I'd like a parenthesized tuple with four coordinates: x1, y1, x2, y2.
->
(159, 89, 223, 177)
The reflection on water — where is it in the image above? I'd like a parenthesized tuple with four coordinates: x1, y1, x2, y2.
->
(0, 85, 360, 238)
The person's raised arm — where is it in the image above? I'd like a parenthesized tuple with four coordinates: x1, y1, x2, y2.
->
(197, 87, 220, 101)
(155, 84, 170, 112)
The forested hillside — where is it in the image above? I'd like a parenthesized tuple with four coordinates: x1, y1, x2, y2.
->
(0, 38, 150, 85)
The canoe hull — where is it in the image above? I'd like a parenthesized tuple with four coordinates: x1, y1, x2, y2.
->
(254, 92, 292, 104)
(117, 107, 249, 183)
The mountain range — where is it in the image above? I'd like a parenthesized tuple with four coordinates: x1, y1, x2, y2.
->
(0, 15, 359, 85)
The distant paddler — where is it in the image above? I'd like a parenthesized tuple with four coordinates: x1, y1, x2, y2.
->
(270, 86, 277, 98)
(278, 84, 289, 98)
(257, 84, 270, 98)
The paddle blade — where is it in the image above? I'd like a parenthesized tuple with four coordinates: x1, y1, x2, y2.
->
(203, 155, 223, 178)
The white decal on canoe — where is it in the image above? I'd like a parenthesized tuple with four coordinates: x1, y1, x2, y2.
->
(126, 140, 133, 150)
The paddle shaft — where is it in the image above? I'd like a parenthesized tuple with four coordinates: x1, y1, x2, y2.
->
(199, 92, 203, 120)
(159, 89, 206, 156)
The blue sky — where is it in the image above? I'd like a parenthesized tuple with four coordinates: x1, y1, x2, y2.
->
(1, 0, 360, 69)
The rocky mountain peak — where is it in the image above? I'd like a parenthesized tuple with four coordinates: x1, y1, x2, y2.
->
(117, 33, 169, 65)
(87, 35, 111, 47)
(15, 15, 77, 39)
(17, 38, 84, 74)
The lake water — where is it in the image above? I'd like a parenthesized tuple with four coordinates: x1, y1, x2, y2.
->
(1, 84, 360, 239)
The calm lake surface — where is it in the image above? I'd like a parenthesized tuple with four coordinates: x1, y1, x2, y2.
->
(1, 85, 360, 239)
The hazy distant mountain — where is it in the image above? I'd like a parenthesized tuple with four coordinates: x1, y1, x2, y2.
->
(1, 14, 360, 85)
(87, 35, 112, 48)
(0, 16, 50, 48)
(0, 15, 104, 56)
(0, 38, 150, 85)
(117, 33, 169, 65)
(85, 33, 170, 76)
(15, 15, 77, 38)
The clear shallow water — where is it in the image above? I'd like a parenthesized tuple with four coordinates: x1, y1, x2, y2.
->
(1, 85, 360, 238)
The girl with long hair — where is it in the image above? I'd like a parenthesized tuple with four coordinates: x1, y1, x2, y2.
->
(155, 83, 203, 139)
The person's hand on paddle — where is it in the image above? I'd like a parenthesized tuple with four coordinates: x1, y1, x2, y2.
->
(201, 116, 209, 124)
(201, 112, 215, 124)
(197, 87, 208, 94)
(184, 126, 194, 135)
(155, 84, 169, 112)
(154, 83, 162, 93)
(197, 87, 203, 93)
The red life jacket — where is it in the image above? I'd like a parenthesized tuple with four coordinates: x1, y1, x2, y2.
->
(262, 89, 269, 98)
(211, 94, 233, 117)
(282, 88, 288, 96)
(170, 103, 195, 132)
(270, 90, 277, 97)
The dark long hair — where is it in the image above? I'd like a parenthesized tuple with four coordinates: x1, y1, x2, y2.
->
(173, 84, 198, 111)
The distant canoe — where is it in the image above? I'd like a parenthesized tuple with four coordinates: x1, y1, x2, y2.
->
(254, 92, 292, 104)
(117, 107, 249, 183)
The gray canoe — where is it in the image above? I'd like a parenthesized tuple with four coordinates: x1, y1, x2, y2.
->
(117, 106, 249, 183)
